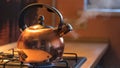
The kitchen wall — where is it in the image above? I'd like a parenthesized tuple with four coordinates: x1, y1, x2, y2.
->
(56, 0, 120, 68)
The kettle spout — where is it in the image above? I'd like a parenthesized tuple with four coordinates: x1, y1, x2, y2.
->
(57, 23, 73, 37)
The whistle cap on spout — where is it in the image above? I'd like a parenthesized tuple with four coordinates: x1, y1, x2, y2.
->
(57, 23, 73, 37)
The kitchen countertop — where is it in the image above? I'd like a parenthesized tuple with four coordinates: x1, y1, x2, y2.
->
(0, 41, 108, 68)
(64, 41, 108, 68)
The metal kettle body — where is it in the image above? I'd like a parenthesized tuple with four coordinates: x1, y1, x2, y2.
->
(17, 3, 72, 63)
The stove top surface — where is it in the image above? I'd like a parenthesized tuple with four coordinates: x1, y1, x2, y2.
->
(0, 52, 86, 68)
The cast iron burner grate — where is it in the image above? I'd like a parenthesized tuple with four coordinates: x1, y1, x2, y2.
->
(0, 52, 86, 68)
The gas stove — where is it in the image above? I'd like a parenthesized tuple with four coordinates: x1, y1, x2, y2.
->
(0, 49, 86, 68)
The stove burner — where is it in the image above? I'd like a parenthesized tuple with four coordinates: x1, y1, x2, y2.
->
(0, 49, 86, 68)
(27, 60, 68, 68)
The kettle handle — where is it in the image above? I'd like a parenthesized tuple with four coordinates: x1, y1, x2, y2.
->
(19, 3, 64, 31)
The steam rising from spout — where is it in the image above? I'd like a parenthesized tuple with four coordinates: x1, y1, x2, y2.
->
(76, 10, 100, 25)
(65, 0, 120, 39)
(69, 31, 80, 39)
(89, 0, 120, 9)
(77, 0, 120, 24)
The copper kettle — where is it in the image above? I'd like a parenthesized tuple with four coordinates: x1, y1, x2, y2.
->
(17, 3, 72, 63)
